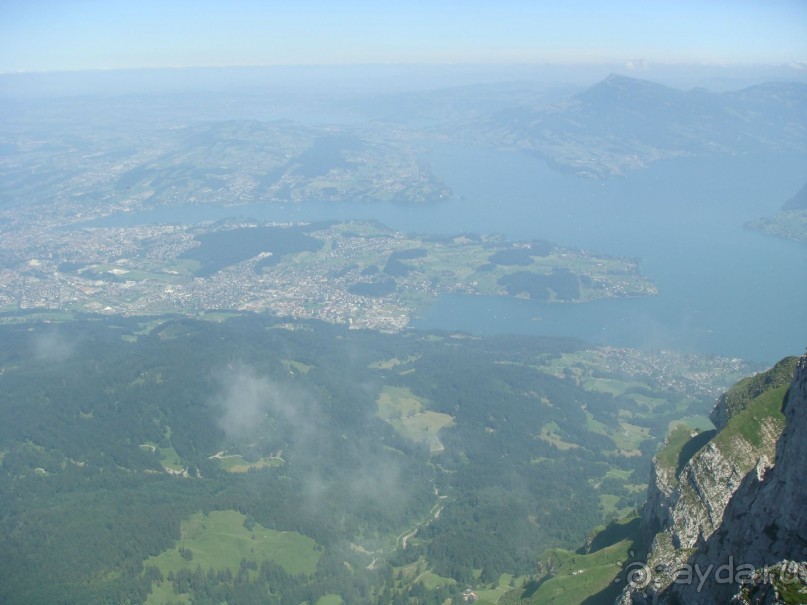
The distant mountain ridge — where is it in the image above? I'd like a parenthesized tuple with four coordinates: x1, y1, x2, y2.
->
(476, 74, 807, 177)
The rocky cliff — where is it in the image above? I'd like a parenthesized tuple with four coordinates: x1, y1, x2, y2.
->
(620, 355, 805, 604)
(669, 354, 807, 604)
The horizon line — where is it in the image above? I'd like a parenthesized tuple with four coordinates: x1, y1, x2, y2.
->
(3, 60, 806, 77)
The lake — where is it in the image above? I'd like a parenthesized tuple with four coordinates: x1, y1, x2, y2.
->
(93, 146, 807, 364)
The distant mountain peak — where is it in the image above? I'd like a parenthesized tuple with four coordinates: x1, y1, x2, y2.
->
(595, 73, 672, 89)
(574, 73, 682, 107)
(479, 73, 807, 178)
(601, 73, 644, 85)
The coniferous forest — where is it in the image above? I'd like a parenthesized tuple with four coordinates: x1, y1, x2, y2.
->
(0, 313, 731, 604)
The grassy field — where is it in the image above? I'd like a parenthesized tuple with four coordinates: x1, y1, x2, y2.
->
(0, 310, 76, 323)
(162, 257, 202, 276)
(139, 441, 184, 472)
(369, 355, 420, 370)
(215, 453, 284, 473)
(282, 359, 313, 374)
(604, 468, 633, 481)
(199, 311, 244, 322)
(612, 421, 651, 454)
(538, 422, 579, 451)
(655, 423, 697, 475)
(86, 264, 179, 284)
(581, 376, 645, 396)
(475, 573, 524, 603)
(669, 414, 713, 432)
(713, 385, 787, 452)
(376, 386, 454, 452)
(483, 516, 642, 605)
(377, 386, 425, 418)
(396, 411, 455, 452)
(418, 571, 456, 590)
(139, 425, 186, 472)
(390, 557, 456, 601)
(525, 537, 635, 605)
(144, 509, 321, 605)
(526, 561, 624, 605)
(145, 579, 190, 605)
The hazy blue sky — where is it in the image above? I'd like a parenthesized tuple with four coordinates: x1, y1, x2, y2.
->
(1, 0, 805, 73)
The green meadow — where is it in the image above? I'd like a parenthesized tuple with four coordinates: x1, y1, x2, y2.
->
(144, 509, 321, 604)
(376, 385, 454, 452)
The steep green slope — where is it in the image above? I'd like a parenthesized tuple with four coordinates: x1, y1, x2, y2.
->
(710, 356, 797, 430)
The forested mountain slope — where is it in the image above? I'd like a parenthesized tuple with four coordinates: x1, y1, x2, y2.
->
(0, 314, 745, 605)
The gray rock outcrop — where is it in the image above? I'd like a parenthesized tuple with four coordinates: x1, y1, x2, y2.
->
(668, 355, 807, 603)
(620, 354, 806, 604)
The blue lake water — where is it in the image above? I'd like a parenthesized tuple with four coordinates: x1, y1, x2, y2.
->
(94, 147, 807, 364)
